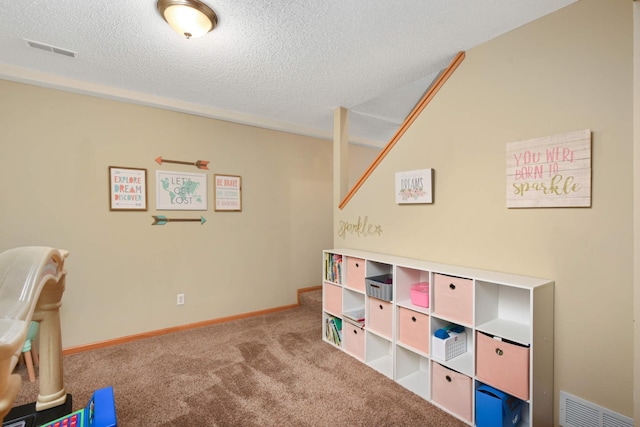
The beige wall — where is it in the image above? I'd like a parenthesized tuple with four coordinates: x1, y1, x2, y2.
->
(336, 0, 633, 422)
(0, 80, 334, 348)
(348, 143, 379, 189)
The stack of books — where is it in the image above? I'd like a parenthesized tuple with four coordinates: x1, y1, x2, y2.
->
(325, 316, 342, 345)
(325, 253, 343, 284)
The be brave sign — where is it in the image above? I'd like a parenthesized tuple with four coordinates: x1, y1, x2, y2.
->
(506, 129, 591, 208)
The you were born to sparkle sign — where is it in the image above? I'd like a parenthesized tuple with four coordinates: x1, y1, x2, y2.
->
(506, 129, 591, 208)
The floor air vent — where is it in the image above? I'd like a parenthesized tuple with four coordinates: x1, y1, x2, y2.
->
(25, 39, 76, 58)
(560, 391, 633, 427)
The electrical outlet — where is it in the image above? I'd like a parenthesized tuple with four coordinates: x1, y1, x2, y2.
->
(177, 293, 185, 305)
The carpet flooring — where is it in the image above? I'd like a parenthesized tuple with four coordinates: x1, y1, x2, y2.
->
(11, 290, 467, 426)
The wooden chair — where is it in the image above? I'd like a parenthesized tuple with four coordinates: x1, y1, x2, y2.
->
(21, 322, 39, 382)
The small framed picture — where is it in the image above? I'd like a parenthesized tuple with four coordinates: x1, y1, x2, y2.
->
(109, 166, 148, 211)
(395, 168, 433, 204)
(156, 170, 208, 210)
(214, 174, 242, 212)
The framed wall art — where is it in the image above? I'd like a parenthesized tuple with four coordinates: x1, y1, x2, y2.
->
(506, 129, 591, 208)
(214, 174, 242, 212)
(156, 170, 207, 210)
(109, 166, 148, 211)
(395, 168, 433, 204)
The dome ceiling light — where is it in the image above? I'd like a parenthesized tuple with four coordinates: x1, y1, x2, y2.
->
(157, 0, 218, 39)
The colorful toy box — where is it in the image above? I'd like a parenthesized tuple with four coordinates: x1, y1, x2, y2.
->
(40, 386, 117, 427)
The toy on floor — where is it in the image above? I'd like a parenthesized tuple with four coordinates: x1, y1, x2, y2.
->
(39, 387, 116, 427)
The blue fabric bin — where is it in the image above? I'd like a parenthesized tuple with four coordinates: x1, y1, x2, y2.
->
(476, 384, 524, 427)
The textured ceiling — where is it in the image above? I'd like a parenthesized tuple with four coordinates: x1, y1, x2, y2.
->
(0, 0, 575, 147)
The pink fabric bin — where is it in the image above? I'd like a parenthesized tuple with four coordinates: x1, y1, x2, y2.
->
(398, 307, 429, 354)
(476, 331, 530, 400)
(410, 282, 429, 307)
(368, 297, 393, 339)
(346, 257, 365, 291)
(431, 362, 472, 422)
(323, 282, 342, 315)
(343, 321, 365, 361)
(433, 274, 473, 325)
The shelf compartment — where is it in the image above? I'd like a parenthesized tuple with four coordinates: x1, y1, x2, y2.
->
(432, 273, 473, 326)
(365, 260, 392, 278)
(395, 345, 430, 400)
(431, 361, 472, 423)
(475, 319, 530, 347)
(365, 274, 394, 302)
(323, 282, 342, 316)
(368, 296, 393, 339)
(475, 280, 531, 345)
(475, 381, 530, 427)
(395, 266, 430, 313)
(323, 312, 343, 348)
(430, 317, 474, 377)
(397, 307, 429, 355)
(343, 320, 365, 361)
(474, 381, 531, 427)
(323, 252, 343, 284)
(343, 288, 365, 319)
(345, 256, 366, 292)
(476, 331, 530, 401)
(366, 332, 393, 379)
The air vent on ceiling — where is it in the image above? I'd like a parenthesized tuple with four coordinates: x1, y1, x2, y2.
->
(559, 391, 633, 427)
(25, 39, 76, 58)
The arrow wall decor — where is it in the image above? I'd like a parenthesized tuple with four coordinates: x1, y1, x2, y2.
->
(152, 215, 207, 225)
(155, 156, 209, 170)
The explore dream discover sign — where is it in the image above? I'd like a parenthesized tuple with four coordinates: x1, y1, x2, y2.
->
(506, 129, 591, 208)
(109, 166, 147, 211)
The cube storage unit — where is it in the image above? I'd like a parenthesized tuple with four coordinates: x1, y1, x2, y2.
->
(322, 248, 554, 426)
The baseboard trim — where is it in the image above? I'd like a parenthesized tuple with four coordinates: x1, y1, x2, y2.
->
(63, 285, 322, 356)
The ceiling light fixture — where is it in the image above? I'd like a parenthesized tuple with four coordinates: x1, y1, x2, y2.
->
(157, 0, 218, 39)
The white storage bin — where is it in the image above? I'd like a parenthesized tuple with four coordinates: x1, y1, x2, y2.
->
(432, 327, 466, 361)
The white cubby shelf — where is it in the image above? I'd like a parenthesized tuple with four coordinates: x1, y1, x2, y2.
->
(322, 248, 553, 427)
